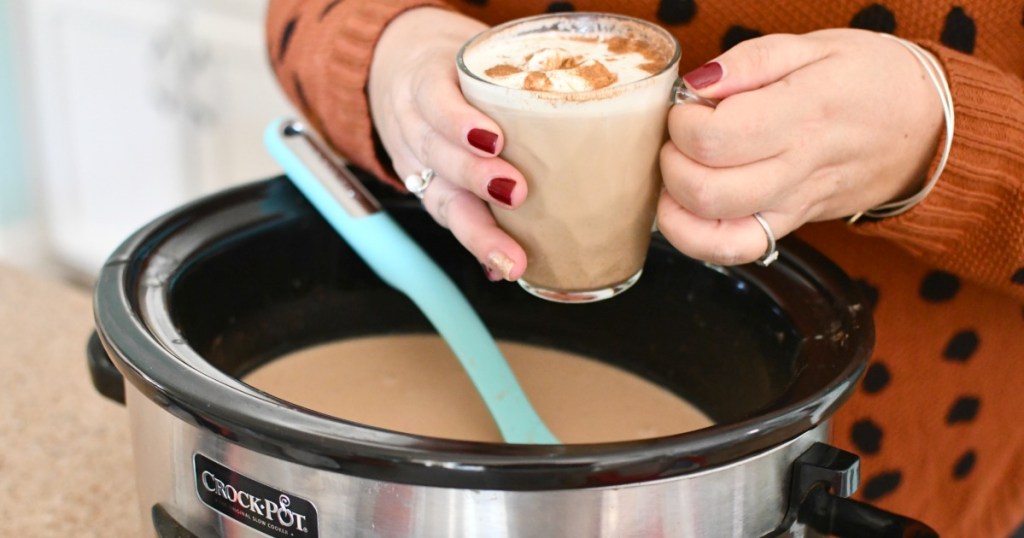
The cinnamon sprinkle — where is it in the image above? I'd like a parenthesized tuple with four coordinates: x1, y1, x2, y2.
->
(575, 61, 618, 90)
(604, 35, 671, 72)
(523, 71, 553, 91)
(485, 64, 522, 77)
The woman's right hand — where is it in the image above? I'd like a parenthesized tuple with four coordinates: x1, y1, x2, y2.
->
(368, 8, 528, 281)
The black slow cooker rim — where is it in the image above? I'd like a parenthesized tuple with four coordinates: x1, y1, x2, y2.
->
(93, 177, 872, 491)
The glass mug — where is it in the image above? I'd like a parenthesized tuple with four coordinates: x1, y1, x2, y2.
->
(457, 13, 709, 303)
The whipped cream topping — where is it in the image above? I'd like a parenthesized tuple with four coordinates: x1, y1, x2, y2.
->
(463, 32, 671, 93)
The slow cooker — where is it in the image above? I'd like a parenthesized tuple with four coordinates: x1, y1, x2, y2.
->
(88, 175, 937, 537)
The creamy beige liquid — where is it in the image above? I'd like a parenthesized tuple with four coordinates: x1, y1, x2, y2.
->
(458, 15, 679, 296)
(243, 335, 713, 444)
(483, 106, 665, 291)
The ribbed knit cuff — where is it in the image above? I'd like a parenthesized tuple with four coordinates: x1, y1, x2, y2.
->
(852, 41, 1024, 287)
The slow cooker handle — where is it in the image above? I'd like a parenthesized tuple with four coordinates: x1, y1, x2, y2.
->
(799, 484, 939, 538)
(152, 504, 201, 538)
(86, 331, 126, 405)
(775, 443, 939, 538)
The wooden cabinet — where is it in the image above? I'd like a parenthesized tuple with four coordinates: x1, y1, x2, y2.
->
(20, 0, 294, 276)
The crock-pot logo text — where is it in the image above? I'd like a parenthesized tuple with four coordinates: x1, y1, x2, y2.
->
(194, 453, 319, 538)
(200, 473, 308, 530)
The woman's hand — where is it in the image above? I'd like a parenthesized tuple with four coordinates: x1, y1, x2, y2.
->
(659, 29, 945, 265)
(369, 8, 527, 281)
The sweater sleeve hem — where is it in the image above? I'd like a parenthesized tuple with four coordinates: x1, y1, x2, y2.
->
(270, 0, 453, 191)
(850, 40, 1024, 293)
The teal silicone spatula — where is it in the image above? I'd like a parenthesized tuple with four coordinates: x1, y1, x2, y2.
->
(264, 118, 559, 444)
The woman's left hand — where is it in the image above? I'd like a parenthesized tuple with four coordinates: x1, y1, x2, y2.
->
(658, 29, 945, 266)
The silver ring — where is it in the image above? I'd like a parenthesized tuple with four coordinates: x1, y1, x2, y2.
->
(671, 77, 721, 107)
(752, 212, 779, 267)
(404, 168, 435, 199)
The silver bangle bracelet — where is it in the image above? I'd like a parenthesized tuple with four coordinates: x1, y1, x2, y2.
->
(848, 34, 955, 223)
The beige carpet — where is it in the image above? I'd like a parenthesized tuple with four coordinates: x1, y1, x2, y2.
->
(0, 263, 141, 536)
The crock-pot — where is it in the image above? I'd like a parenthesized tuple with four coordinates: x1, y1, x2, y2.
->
(88, 175, 937, 537)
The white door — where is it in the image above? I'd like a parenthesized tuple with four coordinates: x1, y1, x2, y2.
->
(24, 0, 297, 276)
(25, 0, 194, 275)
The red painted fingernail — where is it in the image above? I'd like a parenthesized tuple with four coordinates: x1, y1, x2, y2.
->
(487, 177, 516, 205)
(468, 128, 499, 154)
(683, 62, 723, 90)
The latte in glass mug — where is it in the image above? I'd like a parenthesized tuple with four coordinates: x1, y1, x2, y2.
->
(458, 13, 681, 303)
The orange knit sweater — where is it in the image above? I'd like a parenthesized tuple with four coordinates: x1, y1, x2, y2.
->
(265, 1, 1024, 536)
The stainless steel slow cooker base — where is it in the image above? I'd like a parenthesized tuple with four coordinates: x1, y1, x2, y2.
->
(90, 176, 937, 537)
(129, 384, 827, 538)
